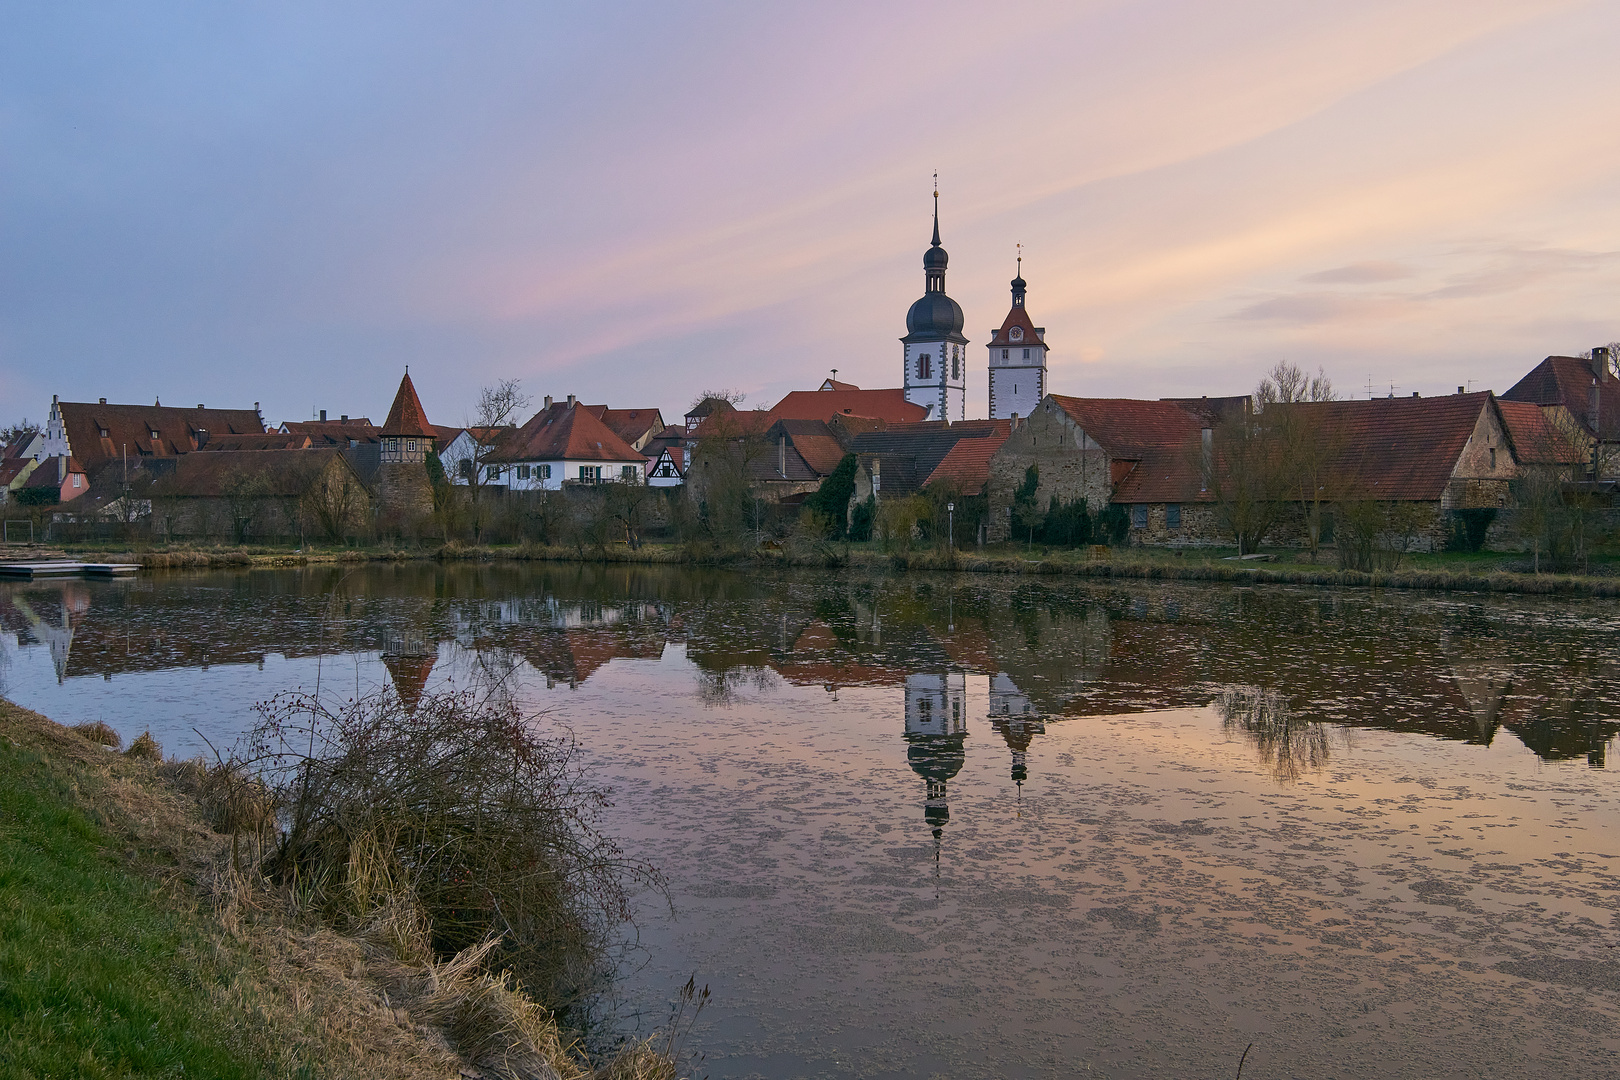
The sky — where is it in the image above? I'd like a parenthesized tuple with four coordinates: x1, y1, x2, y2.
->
(3, 0, 1620, 429)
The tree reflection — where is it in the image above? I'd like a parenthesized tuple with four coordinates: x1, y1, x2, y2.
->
(1216, 685, 1331, 782)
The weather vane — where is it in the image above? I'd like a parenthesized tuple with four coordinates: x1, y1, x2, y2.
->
(1017, 242, 1022, 273)
(933, 170, 938, 198)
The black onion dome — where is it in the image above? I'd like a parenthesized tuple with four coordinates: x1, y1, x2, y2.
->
(905, 733, 966, 785)
(924, 243, 948, 270)
(905, 292, 966, 339)
(1011, 274, 1026, 291)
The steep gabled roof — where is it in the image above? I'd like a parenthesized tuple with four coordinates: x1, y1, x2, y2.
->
(55, 401, 266, 472)
(987, 305, 1043, 349)
(766, 388, 928, 425)
(1496, 399, 1588, 467)
(849, 419, 1009, 498)
(1502, 355, 1620, 438)
(487, 402, 646, 464)
(379, 373, 435, 439)
(1112, 445, 1208, 504)
(921, 426, 1012, 495)
(283, 419, 378, 442)
(1047, 397, 1204, 456)
(590, 407, 665, 448)
(763, 418, 851, 477)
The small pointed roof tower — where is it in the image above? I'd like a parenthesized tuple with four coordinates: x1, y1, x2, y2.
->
(380, 369, 435, 441)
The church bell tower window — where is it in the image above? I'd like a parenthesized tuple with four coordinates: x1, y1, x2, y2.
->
(918, 355, 932, 380)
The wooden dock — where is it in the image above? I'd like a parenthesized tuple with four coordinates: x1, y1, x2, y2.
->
(0, 561, 141, 579)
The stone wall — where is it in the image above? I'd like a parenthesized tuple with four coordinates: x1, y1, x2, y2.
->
(986, 405, 1111, 542)
(1126, 503, 1224, 546)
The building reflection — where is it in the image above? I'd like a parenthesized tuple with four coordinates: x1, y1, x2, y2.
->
(903, 673, 967, 854)
(2, 567, 1617, 769)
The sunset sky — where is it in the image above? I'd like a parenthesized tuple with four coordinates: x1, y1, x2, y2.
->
(4, 1, 1619, 427)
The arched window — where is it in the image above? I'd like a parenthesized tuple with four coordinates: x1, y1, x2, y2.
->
(917, 354, 932, 380)
(952, 353, 960, 379)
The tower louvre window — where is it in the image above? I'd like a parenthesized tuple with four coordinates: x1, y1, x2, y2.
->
(918, 355, 932, 380)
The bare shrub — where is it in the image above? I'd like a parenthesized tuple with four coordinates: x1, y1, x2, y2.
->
(125, 730, 163, 761)
(70, 720, 121, 749)
(249, 683, 662, 1014)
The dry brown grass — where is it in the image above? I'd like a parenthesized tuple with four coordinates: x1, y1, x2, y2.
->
(125, 729, 163, 760)
(70, 719, 122, 749)
(0, 700, 685, 1079)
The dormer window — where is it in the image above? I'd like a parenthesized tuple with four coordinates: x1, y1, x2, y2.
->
(99, 428, 108, 438)
(149, 429, 159, 440)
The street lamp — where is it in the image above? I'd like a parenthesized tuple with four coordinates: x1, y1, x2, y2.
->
(947, 502, 955, 554)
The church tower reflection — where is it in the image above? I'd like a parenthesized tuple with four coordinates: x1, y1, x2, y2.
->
(904, 673, 967, 859)
(989, 673, 1043, 809)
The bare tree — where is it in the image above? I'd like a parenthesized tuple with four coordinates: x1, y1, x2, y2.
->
(461, 378, 531, 507)
(0, 419, 40, 447)
(1255, 362, 1341, 557)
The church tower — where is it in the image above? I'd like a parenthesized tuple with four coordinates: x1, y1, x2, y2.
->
(986, 253, 1047, 420)
(901, 186, 967, 422)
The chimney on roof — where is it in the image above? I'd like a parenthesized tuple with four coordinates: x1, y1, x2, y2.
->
(1594, 346, 1611, 383)
(567, 394, 576, 408)
(1458, 386, 1465, 394)
(198, 403, 205, 409)
(544, 395, 553, 409)
(1411, 391, 1420, 398)
(99, 397, 106, 405)
(340, 414, 347, 422)
(320, 409, 327, 422)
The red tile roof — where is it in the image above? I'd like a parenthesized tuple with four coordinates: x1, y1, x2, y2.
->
(819, 378, 860, 391)
(987, 305, 1043, 349)
(766, 388, 928, 425)
(1112, 445, 1209, 503)
(1497, 399, 1587, 466)
(1502, 355, 1620, 438)
(587, 407, 665, 448)
(1297, 392, 1496, 501)
(283, 419, 378, 442)
(1048, 396, 1205, 455)
(55, 401, 266, 474)
(487, 402, 646, 464)
(198, 433, 311, 451)
(379, 373, 435, 439)
(921, 427, 1012, 495)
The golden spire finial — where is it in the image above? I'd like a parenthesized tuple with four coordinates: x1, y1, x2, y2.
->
(1017, 242, 1022, 274)
(933, 170, 938, 198)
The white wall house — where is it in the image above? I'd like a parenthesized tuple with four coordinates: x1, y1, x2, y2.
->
(484, 399, 648, 491)
(646, 448, 684, 487)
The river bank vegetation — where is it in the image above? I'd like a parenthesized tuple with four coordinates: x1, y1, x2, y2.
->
(0, 695, 691, 1079)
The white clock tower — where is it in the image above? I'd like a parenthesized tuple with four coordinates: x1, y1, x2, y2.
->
(986, 254, 1047, 421)
(901, 187, 968, 422)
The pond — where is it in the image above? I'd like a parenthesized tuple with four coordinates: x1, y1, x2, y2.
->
(3, 564, 1619, 1078)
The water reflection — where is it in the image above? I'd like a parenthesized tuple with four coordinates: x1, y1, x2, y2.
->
(1215, 685, 1332, 782)
(0, 564, 1616, 768)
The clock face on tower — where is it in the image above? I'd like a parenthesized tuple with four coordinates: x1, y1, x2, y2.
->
(1009, 326, 1024, 342)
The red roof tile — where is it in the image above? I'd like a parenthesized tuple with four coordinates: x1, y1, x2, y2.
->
(921, 429, 1011, 494)
(1502, 355, 1620, 438)
(766, 388, 928, 425)
(487, 402, 646, 464)
(152, 449, 357, 498)
(1497, 399, 1587, 466)
(987, 305, 1043, 349)
(55, 401, 265, 474)
(1296, 393, 1495, 501)
(379, 373, 435, 439)
(1048, 396, 1204, 455)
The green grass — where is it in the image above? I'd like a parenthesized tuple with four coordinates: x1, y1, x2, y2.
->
(0, 740, 272, 1079)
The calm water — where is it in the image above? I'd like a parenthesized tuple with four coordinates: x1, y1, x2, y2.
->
(3, 565, 1619, 1078)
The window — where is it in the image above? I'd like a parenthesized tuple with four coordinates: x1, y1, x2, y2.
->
(917, 354, 932, 380)
(486, 464, 501, 481)
(952, 353, 960, 379)
(621, 465, 636, 480)
(458, 459, 473, 479)
(1132, 505, 1148, 528)
(71, 474, 81, 488)
(99, 427, 108, 438)
(517, 464, 531, 479)
(406, 439, 416, 454)
(539, 464, 551, 479)
(1167, 504, 1181, 528)
(1013, 384, 1018, 395)
(1489, 448, 1496, 469)
(1023, 348, 1030, 360)
(1002, 349, 1008, 360)
(579, 465, 601, 481)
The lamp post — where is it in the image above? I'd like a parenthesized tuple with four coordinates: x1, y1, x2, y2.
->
(947, 502, 955, 555)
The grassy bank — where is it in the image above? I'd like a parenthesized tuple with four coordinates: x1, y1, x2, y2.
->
(0, 722, 274, 1077)
(0, 701, 684, 1079)
(37, 536, 1620, 596)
